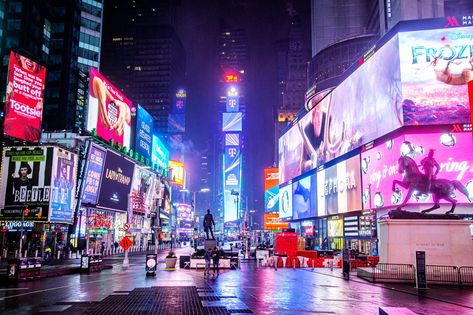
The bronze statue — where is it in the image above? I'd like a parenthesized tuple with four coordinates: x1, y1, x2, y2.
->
(392, 154, 471, 215)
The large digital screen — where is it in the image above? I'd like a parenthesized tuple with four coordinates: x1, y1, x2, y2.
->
(49, 148, 78, 224)
(279, 36, 402, 183)
(263, 213, 289, 230)
(135, 105, 153, 163)
(0, 147, 53, 221)
(361, 131, 473, 209)
(265, 185, 279, 213)
(264, 167, 279, 191)
(81, 145, 106, 205)
(4, 51, 46, 142)
(97, 150, 135, 212)
(292, 173, 317, 220)
(151, 135, 169, 171)
(317, 155, 362, 216)
(222, 112, 243, 132)
(225, 133, 240, 146)
(224, 146, 241, 222)
(169, 161, 185, 186)
(130, 166, 155, 214)
(176, 203, 193, 229)
(279, 183, 293, 219)
(226, 95, 240, 112)
(327, 216, 343, 237)
(87, 68, 132, 149)
(399, 27, 471, 125)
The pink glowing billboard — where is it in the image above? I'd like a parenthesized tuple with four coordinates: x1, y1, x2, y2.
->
(87, 68, 132, 149)
(361, 131, 473, 209)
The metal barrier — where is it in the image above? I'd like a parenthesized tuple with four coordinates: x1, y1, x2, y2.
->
(426, 265, 459, 284)
(459, 266, 473, 286)
(357, 263, 415, 283)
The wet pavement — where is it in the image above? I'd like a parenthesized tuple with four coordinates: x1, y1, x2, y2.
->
(0, 247, 472, 315)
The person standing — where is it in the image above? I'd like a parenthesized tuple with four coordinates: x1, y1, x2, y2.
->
(203, 209, 215, 240)
(204, 248, 212, 276)
(212, 247, 220, 275)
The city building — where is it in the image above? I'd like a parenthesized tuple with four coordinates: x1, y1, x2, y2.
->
(101, 0, 185, 136)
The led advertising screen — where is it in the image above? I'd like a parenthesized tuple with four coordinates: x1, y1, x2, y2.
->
(0, 147, 53, 221)
(172, 89, 186, 113)
(135, 105, 153, 163)
(292, 173, 317, 220)
(87, 68, 132, 149)
(49, 148, 78, 224)
(265, 185, 279, 213)
(224, 146, 241, 222)
(168, 114, 186, 133)
(279, 35, 402, 184)
(361, 131, 473, 209)
(317, 155, 362, 216)
(169, 161, 185, 186)
(130, 166, 155, 214)
(97, 150, 135, 212)
(399, 27, 472, 125)
(226, 95, 240, 112)
(222, 112, 243, 132)
(225, 133, 240, 146)
(176, 203, 193, 230)
(327, 216, 343, 237)
(151, 135, 169, 171)
(264, 167, 279, 191)
(279, 183, 293, 219)
(81, 145, 106, 205)
(4, 51, 46, 142)
(263, 213, 289, 230)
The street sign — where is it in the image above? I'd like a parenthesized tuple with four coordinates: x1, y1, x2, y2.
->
(120, 236, 133, 251)
(415, 251, 427, 289)
(123, 223, 130, 231)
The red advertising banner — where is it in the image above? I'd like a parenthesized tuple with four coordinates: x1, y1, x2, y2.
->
(264, 167, 279, 191)
(87, 68, 132, 149)
(4, 51, 46, 142)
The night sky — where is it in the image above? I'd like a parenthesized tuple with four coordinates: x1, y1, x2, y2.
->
(174, 0, 310, 217)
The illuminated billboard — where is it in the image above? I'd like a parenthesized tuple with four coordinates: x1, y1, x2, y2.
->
(0, 147, 53, 221)
(4, 51, 46, 142)
(176, 203, 193, 230)
(264, 167, 279, 191)
(135, 105, 153, 163)
(225, 133, 240, 146)
(81, 145, 106, 205)
(361, 131, 473, 209)
(226, 95, 239, 112)
(263, 213, 289, 230)
(222, 112, 243, 132)
(87, 68, 132, 149)
(50, 148, 78, 224)
(130, 166, 155, 214)
(169, 160, 185, 186)
(265, 185, 279, 213)
(292, 173, 317, 220)
(151, 135, 169, 171)
(317, 155, 362, 216)
(224, 146, 241, 222)
(279, 183, 293, 219)
(398, 27, 471, 126)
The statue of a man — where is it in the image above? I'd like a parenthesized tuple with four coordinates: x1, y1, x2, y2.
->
(420, 149, 439, 192)
(203, 209, 215, 240)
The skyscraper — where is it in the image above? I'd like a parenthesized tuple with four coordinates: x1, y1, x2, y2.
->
(101, 0, 186, 136)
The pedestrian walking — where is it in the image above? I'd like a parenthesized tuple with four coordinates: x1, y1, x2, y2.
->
(212, 247, 220, 275)
(204, 248, 212, 276)
(114, 241, 119, 254)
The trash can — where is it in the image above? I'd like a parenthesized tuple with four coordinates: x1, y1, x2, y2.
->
(80, 254, 91, 273)
(7, 258, 21, 280)
(146, 254, 157, 276)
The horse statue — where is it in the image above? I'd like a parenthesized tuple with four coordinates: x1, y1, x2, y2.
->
(391, 155, 471, 214)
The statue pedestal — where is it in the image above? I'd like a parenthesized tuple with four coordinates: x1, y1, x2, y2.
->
(379, 219, 473, 266)
(204, 239, 217, 251)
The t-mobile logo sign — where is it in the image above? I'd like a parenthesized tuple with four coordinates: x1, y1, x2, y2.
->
(228, 148, 237, 158)
(444, 16, 460, 28)
(228, 99, 237, 107)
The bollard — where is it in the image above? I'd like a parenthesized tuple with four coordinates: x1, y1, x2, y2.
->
(312, 259, 315, 271)
(293, 259, 296, 269)
(330, 260, 333, 271)
(35, 249, 38, 258)
(68, 251, 71, 259)
(57, 251, 61, 260)
(274, 256, 278, 271)
(15, 250, 18, 258)
(24, 250, 27, 258)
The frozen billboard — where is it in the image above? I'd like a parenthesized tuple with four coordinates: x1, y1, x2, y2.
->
(4, 51, 46, 142)
(87, 68, 133, 149)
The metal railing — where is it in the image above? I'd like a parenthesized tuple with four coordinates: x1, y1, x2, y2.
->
(357, 263, 473, 286)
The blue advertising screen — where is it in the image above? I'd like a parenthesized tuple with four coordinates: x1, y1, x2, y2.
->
(226, 96, 239, 112)
(225, 133, 240, 146)
(97, 151, 135, 212)
(279, 183, 293, 219)
(222, 112, 242, 132)
(265, 185, 279, 213)
(223, 147, 241, 222)
(292, 173, 317, 220)
(135, 105, 153, 163)
(81, 145, 106, 205)
(152, 135, 170, 171)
